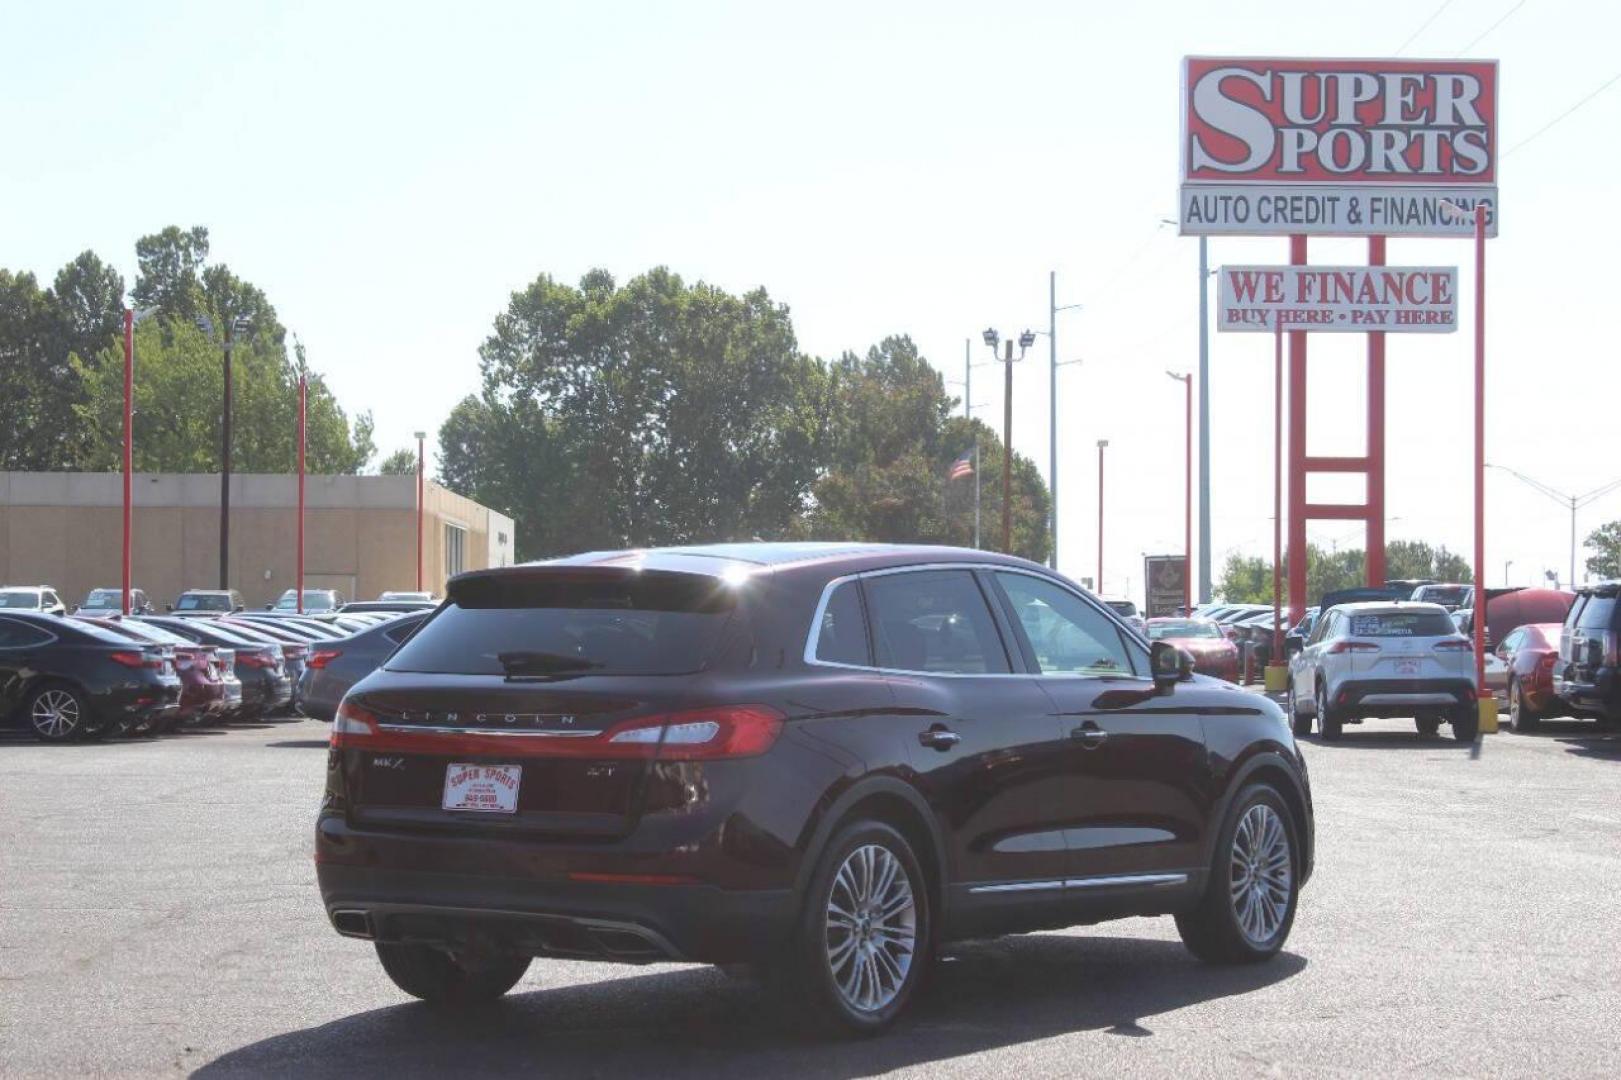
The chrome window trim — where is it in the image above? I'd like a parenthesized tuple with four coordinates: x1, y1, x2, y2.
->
(803, 562, 1152, 682)
(375, 724, 604, 738)
(0, 616, 59, 649)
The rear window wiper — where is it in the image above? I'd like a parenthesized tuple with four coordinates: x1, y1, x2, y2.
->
(495, 650, 603, 678)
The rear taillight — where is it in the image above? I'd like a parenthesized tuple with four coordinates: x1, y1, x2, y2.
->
(308, 649, 342, 670)
(108, 650, 162, 669)
(329, 701, 786, 760)
(1537, 653, 1557, 669)
(1327, 641, 1380, 654)
(606, 706, 785, 760)
(1604, 631, 1619, 666)
(1433, 639, 1473, 652)
(238, 651, 275, 669)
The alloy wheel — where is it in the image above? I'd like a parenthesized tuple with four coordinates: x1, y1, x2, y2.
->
(1229, 803, 1292, 947)
(31, 689, 81, 740)
(824, 843, 917, 1014)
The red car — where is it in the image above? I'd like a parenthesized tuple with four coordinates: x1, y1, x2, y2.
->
(1144, 617, 1240, 681)
(75, 616, 230, 728)
(1495, 621, 1565, 732)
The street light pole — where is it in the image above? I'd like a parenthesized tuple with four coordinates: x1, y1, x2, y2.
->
(1095, 434, 1108, 590)
(297, 373, 307, 615)
(1485, 464, 1621, 590)
(415, 431, 427, 592)
(981, 329, 1033, 555)
(1045, 272, 1083, 571)
(1167, 371, 1192, 614)
(122, 310, 134, 616)
(220, 321, 234, 590)
(1198, 235, 1211, 604)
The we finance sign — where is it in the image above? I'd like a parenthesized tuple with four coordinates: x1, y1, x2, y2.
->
(1180, 58, 1498, 238)
(1218, 265, 1459, 333)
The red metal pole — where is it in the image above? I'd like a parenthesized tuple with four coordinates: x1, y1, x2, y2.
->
(122, 309, 133, 616)
(1273, 315, 1283, 663)
(1472, 205, 1487, 697)
(1287, 235, 1308, 624)
(1367, 235, 1388, 587)
(297, 377, 306, 614)
(1096, 441, 1106, 593)
(1184, 374, 1192, 615)
(416, 434, 425, 593)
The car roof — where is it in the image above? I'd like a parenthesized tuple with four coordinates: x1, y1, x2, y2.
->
(1332, 600, 1451, 615)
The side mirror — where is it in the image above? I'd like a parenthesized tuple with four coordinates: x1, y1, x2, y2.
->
(165, 603, 174, 612)
(1285, 636, 1304, 656)
(264, 604, 273, 611)
(1150, 641, 1195, 689)
(235, 605, 246, 613)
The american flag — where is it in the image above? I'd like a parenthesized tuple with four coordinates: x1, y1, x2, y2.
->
(948, 449, 974, 480)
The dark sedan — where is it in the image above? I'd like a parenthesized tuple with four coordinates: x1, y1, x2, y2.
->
(0, 612, 182, 741)
(297, 612, 426, 722)
(74, 616, 234, 729)
(318, 543, 1313, 1033)
(137, 617, 292, 719)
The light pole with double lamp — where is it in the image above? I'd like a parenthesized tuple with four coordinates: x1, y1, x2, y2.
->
(415, 431, 427, 593)
(982, 328, 1035, 555)
(1096, 439, 1109, 594)
(1043, 272, 1084, 570)
(1486, 464, 1621, 590)
(120, 305, 160, 615)
(196, 312, 254, 590)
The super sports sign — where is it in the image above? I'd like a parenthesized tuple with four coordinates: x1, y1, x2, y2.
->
(1180, 57, 1498, 238)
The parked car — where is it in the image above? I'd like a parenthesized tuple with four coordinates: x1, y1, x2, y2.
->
(1495, 623, 1566, 732)
(216, 619, 311, 713)
(317, 543, 1313, 1032)
(339, 600, 437, 614)
(137, 617, 292, 718)
(268, 588, 345, 613)
(1212, 604, 1270, 643)
(75, 587, 155, 616)
(297, 612, 427, 721)
(1287, 601, 1476, 742)
(1143, 617, 1239, 681)
(75, 616, 236, 727)
(1410, 583, 1471, 611)
(1233, 609, 1288, 677)
(232, 611, 347, 640)
(378, 591, 435, 603)
(0, 586, 67, 616)
(1102, 599, 1146, 634)
(169, 589, 245, 615)
(1283, 607, 1319, 657)
(1554, 583, 1621, 727)
(0, 612, 181, 741)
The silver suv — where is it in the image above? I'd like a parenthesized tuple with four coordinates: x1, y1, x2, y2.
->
(1286, 601, 1478, 742)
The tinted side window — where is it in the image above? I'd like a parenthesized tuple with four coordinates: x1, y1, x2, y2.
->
(995, 572, 1138, 677)
(813, 581, 870, 666)
(864, 570, 1009, 675)
(0, 618, 53, 647)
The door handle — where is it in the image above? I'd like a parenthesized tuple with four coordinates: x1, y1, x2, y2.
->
(1071, 722, 1108, 748)
(917, 725, 961, 751)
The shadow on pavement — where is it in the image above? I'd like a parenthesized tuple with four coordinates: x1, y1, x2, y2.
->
(193, 935, 1305, 1078)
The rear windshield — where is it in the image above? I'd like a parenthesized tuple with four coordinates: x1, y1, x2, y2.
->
(1348, 611, 1457, 637)
(1146, 620, 1221, 640)
(81, 589, 122, 608)
(1416, 586, 1470, 607)
(1577, 597, 1616, 630)
(0, 591, 40, 608)
(386, 573, 736, 676)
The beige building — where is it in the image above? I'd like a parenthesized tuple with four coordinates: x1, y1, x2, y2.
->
(0, 472, 515, 609)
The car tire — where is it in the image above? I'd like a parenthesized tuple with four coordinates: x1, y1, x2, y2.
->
(1176, 782, 1300, 964)
(26, 683, 91, 743)
(777, 819, 932, 1035)
(373, 942, 530, 1007)
(1287, 681, 1312, 737)
(1415, 714, 1441, 738)
(1451, 702, 1480, 743)
(1316, 682, 1342, 741)
(1508, 678, 1540, 732)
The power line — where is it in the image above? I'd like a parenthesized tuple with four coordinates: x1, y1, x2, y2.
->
(1395, 0, 1456, 55)
(1458, 0, 1528, 54)
(1504, 68, 1621, 157)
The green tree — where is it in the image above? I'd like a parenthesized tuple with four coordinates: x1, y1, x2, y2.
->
(132, 225, 210, 322)
(1385, 539, 1470, 582)
(461, 268, 831, 558)
(1216, 553, 1272, 603)
(1585, 520, 1621, 580)
(791, 338, 1049, 561)
(378, 448, 418, 475)
(0, 269, 64, 469)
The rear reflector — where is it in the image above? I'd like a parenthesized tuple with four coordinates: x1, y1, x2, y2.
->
(566, 872, 700, 886)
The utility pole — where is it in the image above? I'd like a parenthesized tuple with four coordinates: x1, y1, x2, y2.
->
(198, 312, 250, 591)
(1168, 371, 1192, 614)
(415, 431, 427, 592)
(964, 339, 971, 420)
(1046, 272, 1083, 571)
(1097, 439, 1109, 593)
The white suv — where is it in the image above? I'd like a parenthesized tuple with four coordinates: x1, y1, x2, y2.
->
(1286, 601, 1478, 742)
(0, 586, 66, 616)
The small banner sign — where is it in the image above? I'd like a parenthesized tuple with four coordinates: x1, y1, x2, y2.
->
(1143, 555, 1189, 619)
(1217, 264, 1458, 333)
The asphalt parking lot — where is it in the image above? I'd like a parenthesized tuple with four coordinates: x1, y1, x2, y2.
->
(2, 714, 1619, 1079)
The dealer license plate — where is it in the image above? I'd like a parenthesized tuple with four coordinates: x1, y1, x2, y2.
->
(442, 763, 522, 814)
(1394, 660, 1419, 675)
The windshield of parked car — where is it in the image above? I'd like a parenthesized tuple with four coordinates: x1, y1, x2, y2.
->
(386, 573, 736, 677)
(0, 590, 41, 608)
(176, 594, 231, 611)
(1145, 620, 1222, 640)
(1415, 585, 1470, 607)
(80, 589, 123, 609)
(274, 590, 333, 611)
(1347, 611, 1458, 637)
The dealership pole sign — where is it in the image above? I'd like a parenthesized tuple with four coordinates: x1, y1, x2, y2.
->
(1218, 265, 1458, 332)
(1180, 57, 1498, 237)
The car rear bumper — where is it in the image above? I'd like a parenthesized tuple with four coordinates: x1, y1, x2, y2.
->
(1333, 678, 1474, 716)
(315, 817, 792, 965)
(1555, 667, 1617, 718)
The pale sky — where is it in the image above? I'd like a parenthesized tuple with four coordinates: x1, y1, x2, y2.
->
(7, 0, 1620, 599)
